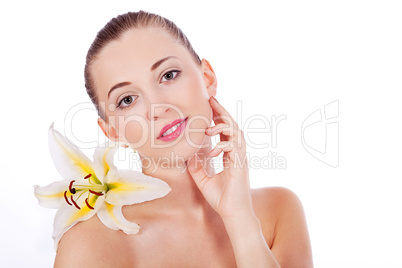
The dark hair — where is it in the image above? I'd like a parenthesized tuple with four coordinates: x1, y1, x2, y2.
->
(84, 10, 202, 120)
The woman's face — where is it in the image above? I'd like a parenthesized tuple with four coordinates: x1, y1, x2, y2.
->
(92, 27, 216, 163)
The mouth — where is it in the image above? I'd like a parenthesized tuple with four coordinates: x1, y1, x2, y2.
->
(158, 117, 189, 141)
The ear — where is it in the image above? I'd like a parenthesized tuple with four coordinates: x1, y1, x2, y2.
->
(97, 117, 120, 142)
(201, 58, 217, 98)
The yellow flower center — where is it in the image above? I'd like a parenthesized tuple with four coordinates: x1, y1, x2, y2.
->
(63, 174, 108, 210)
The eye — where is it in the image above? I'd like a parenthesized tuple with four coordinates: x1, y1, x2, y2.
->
(161, 70, 180, 82)
(117, 95, 137, 109)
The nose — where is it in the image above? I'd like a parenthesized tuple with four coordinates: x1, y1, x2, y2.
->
(147, 103, 170, 121)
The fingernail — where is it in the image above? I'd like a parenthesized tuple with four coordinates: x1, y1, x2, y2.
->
(211, 96, 218, 103)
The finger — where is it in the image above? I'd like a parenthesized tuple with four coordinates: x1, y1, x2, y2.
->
(211, 140, 244, 171)
(208, 141, 235, 157)
(187, 154, 211, 193)
(205, 123, 232, 136)
(209, 97, 238, 128)
(205, 123, 242, 141)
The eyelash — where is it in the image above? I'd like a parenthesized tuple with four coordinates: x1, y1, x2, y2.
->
(116, 70, 181, 110)
(116, 95, 137, 110)
(160, 70, 181, 83)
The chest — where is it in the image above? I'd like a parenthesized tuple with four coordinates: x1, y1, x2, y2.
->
(121, 220, 237, 267)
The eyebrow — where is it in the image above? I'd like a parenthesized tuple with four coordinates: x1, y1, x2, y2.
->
(150, 56, 176, 71)
(107, 56, 176, 99)
(108, 82, 132, 99)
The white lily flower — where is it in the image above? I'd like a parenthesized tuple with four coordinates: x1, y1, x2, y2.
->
(34, 124, 171, 250)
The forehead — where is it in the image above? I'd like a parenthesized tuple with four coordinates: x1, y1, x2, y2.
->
(91, 27, 192, 99)
(94, 27, 188, 73)
(103, 27, 179, 53)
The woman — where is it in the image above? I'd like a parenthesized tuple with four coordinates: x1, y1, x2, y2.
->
(54, 10, 313, 267)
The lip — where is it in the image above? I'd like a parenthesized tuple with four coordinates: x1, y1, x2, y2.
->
(158, 117, 188, 141)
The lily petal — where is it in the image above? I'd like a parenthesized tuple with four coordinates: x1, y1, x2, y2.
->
(49, 123, 96, 181)
(105, 170, 171, 206)
(34, 180, 71, 209)
(52, 194, 105, 250)
(92, 142, 118, 181)
(97, 202, 140, 234)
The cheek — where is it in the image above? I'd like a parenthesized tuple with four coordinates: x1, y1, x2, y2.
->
(185, 98, 213, 149)
(117, 116, 150, 147)
(179, 75, 213, 133)
(180, 74, 210, 114)
(188, 100, 212, 129)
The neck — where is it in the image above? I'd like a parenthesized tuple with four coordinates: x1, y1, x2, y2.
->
(138, 146, 216, 218)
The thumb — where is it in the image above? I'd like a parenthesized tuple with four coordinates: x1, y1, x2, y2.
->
(187, 154, 210, 190)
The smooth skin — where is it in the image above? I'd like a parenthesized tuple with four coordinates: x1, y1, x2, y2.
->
(54, 27, 313, 267)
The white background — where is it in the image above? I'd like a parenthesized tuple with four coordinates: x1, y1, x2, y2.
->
(1, 0, 401, 267)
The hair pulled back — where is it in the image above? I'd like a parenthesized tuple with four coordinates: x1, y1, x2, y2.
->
(84, 10, 201, 119)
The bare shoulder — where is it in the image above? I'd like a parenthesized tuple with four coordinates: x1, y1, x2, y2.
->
(251, 187, 300, 213)
(54, 216, 131, 267)
(251, 187, 314, 268)
(250, 187, 302, 226)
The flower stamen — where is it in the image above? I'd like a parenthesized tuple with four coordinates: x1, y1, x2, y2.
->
(89, 189, 104, 196)
(85, 198, 94, 210)
(84, 173, 96, 185)
(64, 177, 106, 209)
(69, 180, 76, 194)
(64, 191, 72, 206)
(70, 196, 81, 210)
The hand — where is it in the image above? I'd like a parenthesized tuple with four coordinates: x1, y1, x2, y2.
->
(187, 96, 254, 221)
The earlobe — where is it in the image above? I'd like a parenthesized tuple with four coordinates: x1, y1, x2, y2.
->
(201, 58, 217, 98)
(97, 118, 119, 141)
